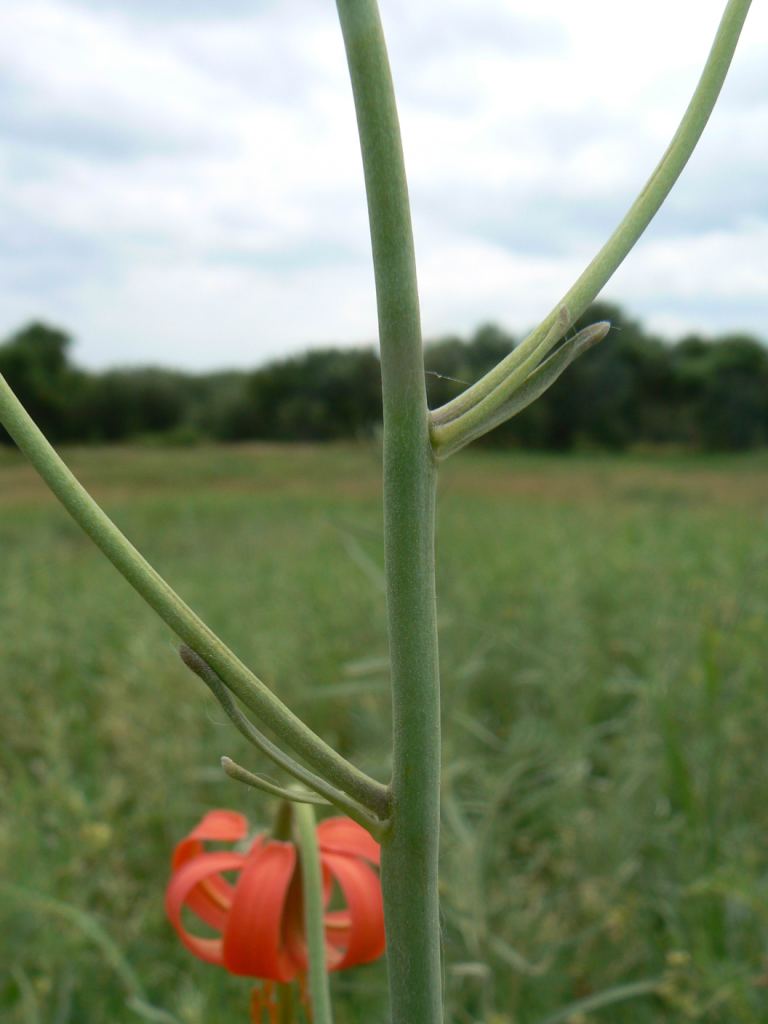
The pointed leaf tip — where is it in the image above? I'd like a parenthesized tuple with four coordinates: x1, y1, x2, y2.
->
(575, 321, 611, 350)
(179, 644, 207, 676)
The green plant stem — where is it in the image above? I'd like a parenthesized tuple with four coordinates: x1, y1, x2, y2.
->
(294, 803, 334, 1024)
(336, 2, 442, 1023)
(272, 798, 295, 841)
(0, 377, 387, 818)
(431, 0, 753, 430)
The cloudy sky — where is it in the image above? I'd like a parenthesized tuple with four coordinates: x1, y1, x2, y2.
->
(0, 0, 765, 369)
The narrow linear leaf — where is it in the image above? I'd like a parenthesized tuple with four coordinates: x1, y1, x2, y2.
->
(1, 884, 181, 1024)
(537, 977, 661, 1024)
(221, 756, 328, 804)
(432, 322, 609, 457)
(180, 646, 389, 833)
(11, 968, 41, 1024)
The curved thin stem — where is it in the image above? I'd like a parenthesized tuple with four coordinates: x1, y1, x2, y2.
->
(294, 803, 335, 1024)
(180, 647, 390, 834)
(0, 374, 386, 815)
(432, 0, 752, 429)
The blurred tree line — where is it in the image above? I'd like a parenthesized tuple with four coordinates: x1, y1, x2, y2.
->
(1, 303, 767, 451)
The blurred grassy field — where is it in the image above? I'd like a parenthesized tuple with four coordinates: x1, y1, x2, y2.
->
(1, 443, 768, 1023)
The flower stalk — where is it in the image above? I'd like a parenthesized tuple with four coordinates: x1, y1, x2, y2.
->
(294, 803, 334, 1024)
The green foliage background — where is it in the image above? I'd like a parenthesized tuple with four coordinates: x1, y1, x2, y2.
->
(1, 444, 768, 1022)
(3, 304, 768, 451)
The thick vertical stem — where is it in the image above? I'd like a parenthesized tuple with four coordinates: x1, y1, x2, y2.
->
(379, 451, 440, 1024)
(336, 2, 442, 1023)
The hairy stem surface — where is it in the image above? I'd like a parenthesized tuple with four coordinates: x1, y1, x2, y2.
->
(336, 1, 442, 1021)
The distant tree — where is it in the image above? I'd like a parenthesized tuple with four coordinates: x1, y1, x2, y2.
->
(697, 336, 768, 449)
(424, 335, 472, 410)
(0, 323, 86, 443)
(425, 324, 516, 412)
(191, 372, 254, 442)
(1, 308, 766, 450)
(245, 348, 382, 441)
(80, 368, 191, 442)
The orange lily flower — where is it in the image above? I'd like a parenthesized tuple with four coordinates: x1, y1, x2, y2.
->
(165, 809, 385, 981)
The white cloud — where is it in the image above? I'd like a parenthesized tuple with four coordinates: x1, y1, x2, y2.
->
(0, 0, 765, 367)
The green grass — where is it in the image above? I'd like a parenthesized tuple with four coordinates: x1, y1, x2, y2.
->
(1, 443, 768, 1023)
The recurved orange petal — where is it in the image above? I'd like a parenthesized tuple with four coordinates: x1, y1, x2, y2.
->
(223, 839, 298, 982)
(172, 809, 248, 868)
(171, 810, 248, 928)
(165, 850, 246, 964)
(322, 851, 385, 970)
(316, 817, 381, 866)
